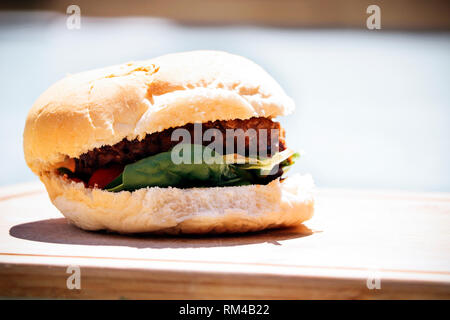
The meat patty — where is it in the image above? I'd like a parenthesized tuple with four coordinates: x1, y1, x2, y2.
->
(75, 117, 286, 178)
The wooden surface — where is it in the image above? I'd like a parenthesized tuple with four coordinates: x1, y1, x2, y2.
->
(0, 182, 449, 299)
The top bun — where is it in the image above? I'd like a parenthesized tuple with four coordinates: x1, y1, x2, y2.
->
(24, 50, 295, 175)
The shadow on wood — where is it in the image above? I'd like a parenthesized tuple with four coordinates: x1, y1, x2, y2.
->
(9, 218, 314, 249)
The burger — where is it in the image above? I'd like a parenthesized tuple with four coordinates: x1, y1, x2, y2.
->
(23, 50, 314, 234)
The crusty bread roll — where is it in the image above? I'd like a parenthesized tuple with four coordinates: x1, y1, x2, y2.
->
(23, 50, 314, 234)
(41, 173, 314, 234)
(24, 50, 294, 175)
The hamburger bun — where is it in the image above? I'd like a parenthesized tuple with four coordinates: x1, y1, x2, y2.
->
(23, 50, 314, 234)
(24, 50, 294, 175)
(42, 173, 314, 234)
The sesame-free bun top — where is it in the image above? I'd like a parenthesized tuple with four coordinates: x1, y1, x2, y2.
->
(24, 50, 295, 175)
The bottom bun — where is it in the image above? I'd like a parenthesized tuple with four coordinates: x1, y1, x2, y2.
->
(40, 173, 315, 234)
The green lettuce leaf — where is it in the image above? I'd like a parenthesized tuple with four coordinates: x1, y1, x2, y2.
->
(105, 144, 299, 192)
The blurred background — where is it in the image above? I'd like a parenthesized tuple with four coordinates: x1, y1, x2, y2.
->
(0, 0, 449, 191)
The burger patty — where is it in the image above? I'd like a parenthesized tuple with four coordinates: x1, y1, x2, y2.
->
(75, 117, 286, 178)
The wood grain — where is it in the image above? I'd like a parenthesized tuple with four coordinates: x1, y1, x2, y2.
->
(0, 182, 449, 299)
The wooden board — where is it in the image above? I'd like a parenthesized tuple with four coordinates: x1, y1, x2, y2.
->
(0, 182, 449, 299)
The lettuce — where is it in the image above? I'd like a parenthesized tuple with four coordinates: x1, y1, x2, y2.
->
(105, 144, 298, 192)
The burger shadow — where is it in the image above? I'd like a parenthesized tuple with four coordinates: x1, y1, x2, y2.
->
(9, 218, 314, 249)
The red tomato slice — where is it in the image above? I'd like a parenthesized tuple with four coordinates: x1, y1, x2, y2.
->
(88, 165, 124, 189)
(70, 177, 86, 186)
